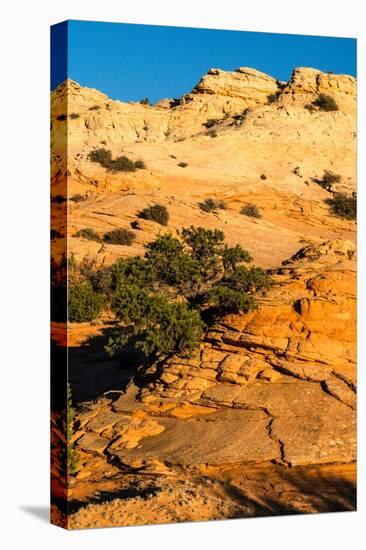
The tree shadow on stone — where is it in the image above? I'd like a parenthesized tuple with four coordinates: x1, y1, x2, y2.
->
(216, 470, 356, 517)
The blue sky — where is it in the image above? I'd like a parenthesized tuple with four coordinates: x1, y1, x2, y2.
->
(51, 20, 356, 103)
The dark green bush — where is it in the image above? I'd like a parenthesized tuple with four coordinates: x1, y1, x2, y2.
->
(107, 290, 203, 357)
(140, 98, 151, 106)
(69, 194, 87, 203)
(260, 174, 267, 180)
(205, 285, 257, 316)
(326, 193, 356, 220)
(240, 203, 262, 218)
(89, 148, 144, 173)
(75, 225, 272, 357)
(68, 282, 103, 322)
(208, 130, 218, 138)
(138, 204, 169, 226)
(178, 162, 188, 168)
(310, 94, 339, 112)
(89, 105, 101, 111)
(199, 198, 227, 213)
(73, 228, 101, 242)
(103, 228, 136, 245)
(316, 170, 342, 191)
(70, 113, 80, 119)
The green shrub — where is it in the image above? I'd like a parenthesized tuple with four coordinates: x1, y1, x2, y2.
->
(240, 203, 262, 218)
(73, 228, 101, 242)
(110, 156, 137, 172)
(68, 282, 103, 322)
(140, 97, 151, 106)
(89, 148, 144, 173)
(205, 285, 257, 315)
(138, 204, 169, 226)
(107, 290, 203, 358)
(199, 198, 227, 213)
(326, 193, 356, 220)
(260, 174, 267, 180)
(69, 194, 87, 203)
(310, 94, 339, 112)
(178, 162, 188, 168)
(103, 228, 136, 245)
(90, 225, 272, 358)
(316, 170, 342, 191)
(89, 105, 101, 111)
(208, 130, 218, 138)
(221, 245, 252, 271)
(70, 113, 80, 119)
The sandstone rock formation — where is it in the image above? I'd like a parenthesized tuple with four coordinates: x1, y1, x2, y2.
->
(51, 66, 356, 527)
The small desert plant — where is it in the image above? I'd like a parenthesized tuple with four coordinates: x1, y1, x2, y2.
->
(310, 94, 339, 112)
(68, 282, 103, 322)
(178, 162, 188, 168)
(138, 204, 169, 226)
(208, 130, 218, 138)
(89, 105, 101, 111)
(260, 174, 267, 180)
(140, 97, 151, 106)
(199, 198, 227, 213)
(89, 148, 144, 173)
(103, 228, 136, 245)
(326, 193, 356, 220)
(240, 203, 262, 218)
(315, 170, 342, 191)
(57, 114, 67, 121)
(69, 194, 87, 203)
(69, 113, 80, 119)
(73, 228, 101, 242)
